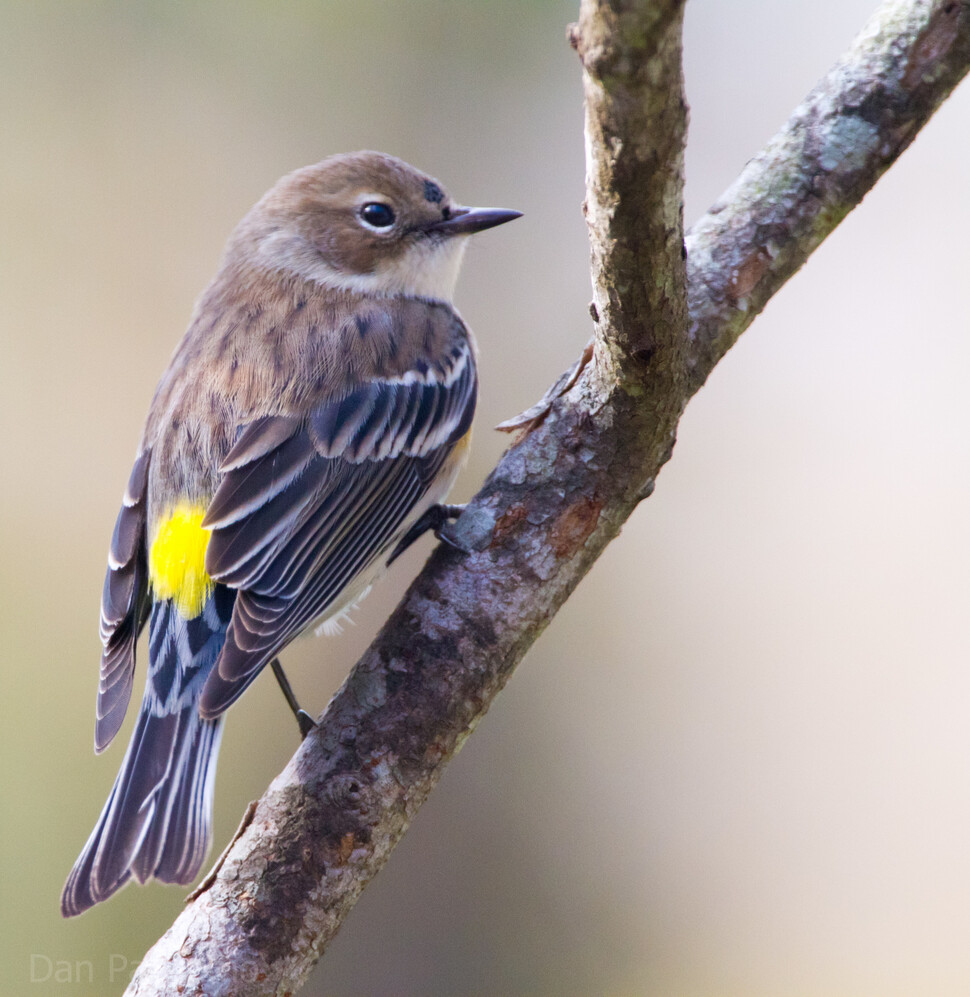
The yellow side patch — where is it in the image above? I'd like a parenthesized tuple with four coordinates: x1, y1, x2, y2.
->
(148, 502, 213, 618)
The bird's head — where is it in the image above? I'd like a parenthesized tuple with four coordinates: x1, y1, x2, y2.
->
(230, 151, 521, 302)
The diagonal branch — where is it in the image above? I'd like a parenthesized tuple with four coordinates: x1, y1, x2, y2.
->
(685, 0, 970, 391)
(126, 1, 970, 993)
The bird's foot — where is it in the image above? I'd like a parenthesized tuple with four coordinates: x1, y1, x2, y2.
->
(387, 503, 466, 565)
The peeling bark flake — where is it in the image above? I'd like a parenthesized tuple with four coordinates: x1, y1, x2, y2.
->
(551, 496, 604, 558)
(729, 248, 771, 300)
(491, 504, 529, 545)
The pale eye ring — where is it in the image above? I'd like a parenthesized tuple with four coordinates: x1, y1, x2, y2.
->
(359, 202, 396, 229)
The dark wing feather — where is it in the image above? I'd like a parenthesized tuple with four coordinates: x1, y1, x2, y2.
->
(95, 450, 151, 752)
(201, 450, 447, 716)
(199, 337, 476, 719)
(203, 425, 318, 531)
(220, 413, 303, 472)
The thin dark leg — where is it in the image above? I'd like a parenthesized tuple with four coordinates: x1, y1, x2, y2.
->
(270, 658, 316, 738)
(387, 503, 466, 565)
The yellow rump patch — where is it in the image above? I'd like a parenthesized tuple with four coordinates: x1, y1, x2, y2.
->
(148, 502, 213, 618)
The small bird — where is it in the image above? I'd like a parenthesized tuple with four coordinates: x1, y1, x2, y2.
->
(61, 151, 520, 916)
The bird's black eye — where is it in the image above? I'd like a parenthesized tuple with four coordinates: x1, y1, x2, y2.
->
(360, 202, 396, 229)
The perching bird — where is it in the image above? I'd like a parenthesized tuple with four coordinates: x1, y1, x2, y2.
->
(61, 152, 520, 916)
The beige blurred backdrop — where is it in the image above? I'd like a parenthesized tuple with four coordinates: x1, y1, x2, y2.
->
(3, 1, 970, 994)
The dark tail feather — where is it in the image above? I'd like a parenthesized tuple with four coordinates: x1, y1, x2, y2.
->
(61, 698, 224, 917)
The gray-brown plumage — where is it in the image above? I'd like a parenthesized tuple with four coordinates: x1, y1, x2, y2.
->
(62, 151, 520, 917)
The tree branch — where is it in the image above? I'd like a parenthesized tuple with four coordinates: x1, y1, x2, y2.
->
(571, 0, 688, 370)
(685, 0, 970, 392)
(126, 1, 970, 993)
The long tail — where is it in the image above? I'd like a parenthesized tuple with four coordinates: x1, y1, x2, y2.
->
(61, 702, 223, 916)
(62, 593, 231, 917)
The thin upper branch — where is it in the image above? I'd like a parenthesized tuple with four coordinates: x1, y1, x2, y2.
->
(126, 1, 970, 994)
(685, 0, 970, 394)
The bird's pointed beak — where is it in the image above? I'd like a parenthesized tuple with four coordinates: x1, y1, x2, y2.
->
(425, 206, 522, 236)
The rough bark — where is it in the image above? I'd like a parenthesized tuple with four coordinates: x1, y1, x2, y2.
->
(126, 0, 970, 993)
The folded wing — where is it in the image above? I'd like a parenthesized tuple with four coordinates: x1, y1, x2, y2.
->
(199, 335, 476, 718)
(95, 450, 152, 752)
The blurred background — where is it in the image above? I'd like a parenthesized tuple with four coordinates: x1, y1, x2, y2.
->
(3, 1, 970, 994)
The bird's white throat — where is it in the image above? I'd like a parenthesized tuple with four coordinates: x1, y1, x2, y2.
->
(256, 229, 470, 303)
